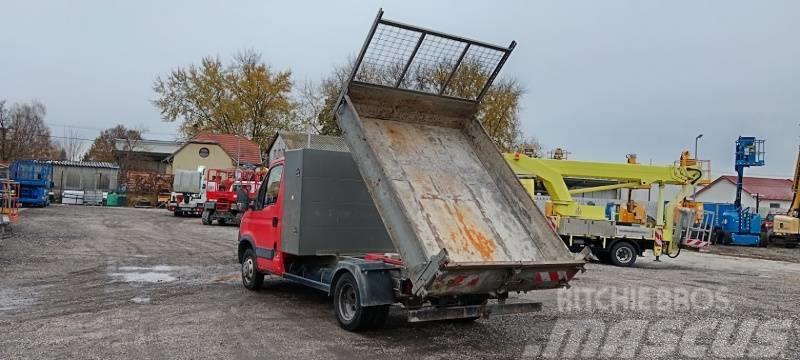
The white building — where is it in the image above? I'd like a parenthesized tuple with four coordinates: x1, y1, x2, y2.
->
(694, 175, 793, 214)
(266, 131, 350, 164)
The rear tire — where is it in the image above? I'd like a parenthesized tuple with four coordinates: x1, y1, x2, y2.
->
(241, 249, 263, 290)
(334, 272, 387, 331)
(609, 241, 637, 267)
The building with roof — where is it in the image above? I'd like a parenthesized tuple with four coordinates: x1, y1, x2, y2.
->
(49, 160, 120, 197)
(694, 175, 793, 214)
(168, 132, 262, 172)
(113, 139, 184, 174)
(266, 131, 349, 164)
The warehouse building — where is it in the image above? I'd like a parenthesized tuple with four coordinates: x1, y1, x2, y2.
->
(49, 160, 120, 200)
(113, 139, 184, 174)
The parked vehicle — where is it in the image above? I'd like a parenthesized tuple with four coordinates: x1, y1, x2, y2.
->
(237, 11, 584, 332)
(505, 152, 708, 266)
(717, 137, 765, 247)
(10, 160, 52, 207)
(202, 168, 263, 225)
(768, 146, 800, 248)
(168, 169, 204, 216)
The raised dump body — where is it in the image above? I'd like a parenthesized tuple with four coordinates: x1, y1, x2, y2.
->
(335, 11, 584, 297)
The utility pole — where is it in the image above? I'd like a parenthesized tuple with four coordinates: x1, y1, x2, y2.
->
(0, 126, 6, 161)
(236, 135, 241, 168)
(693, 133, 703, 199)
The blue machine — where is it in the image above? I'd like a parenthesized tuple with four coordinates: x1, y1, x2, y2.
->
(719, 137, 765, 246)
(10, 160, 53, 207)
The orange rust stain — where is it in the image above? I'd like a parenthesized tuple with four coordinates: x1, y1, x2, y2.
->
(382, 121, 413, 153)
(454, 207, 496, 261)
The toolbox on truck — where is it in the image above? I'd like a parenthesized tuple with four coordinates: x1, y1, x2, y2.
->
(280, 149, 394, 256)
(334, 10, 584, 297)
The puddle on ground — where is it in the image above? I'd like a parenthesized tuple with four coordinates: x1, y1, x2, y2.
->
(117, 265, 188, 272)
(109, 271, 177, 283)
(108, 264, 187, 283)
(130, 296, 151, 304)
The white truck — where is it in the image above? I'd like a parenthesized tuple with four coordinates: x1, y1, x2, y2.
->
(168, 168, 205, 217)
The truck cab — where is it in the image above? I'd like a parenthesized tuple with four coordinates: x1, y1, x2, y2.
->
(238, 159, 285, 275)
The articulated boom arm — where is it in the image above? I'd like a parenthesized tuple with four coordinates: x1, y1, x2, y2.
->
(503, 153, 703, 201)
(790, 146, 800, 216)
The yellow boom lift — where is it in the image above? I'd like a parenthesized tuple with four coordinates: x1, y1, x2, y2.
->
(504, 152, 704, 266)
(769, 146, 800, 248)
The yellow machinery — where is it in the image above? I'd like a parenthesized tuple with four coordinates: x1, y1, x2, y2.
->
(1, 175, 20, 238)
(504, 152, 703, 266)
(769, 147, 800, 248)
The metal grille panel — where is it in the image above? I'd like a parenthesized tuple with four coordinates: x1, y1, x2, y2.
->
(350, 11, 515, 102)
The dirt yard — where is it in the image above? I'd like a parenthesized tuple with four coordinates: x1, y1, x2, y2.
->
(1, 205, 799, 359)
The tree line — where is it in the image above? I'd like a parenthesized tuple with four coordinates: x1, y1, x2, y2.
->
(152, 50, 542, 154)
(1, 49, 543, 164)
(0, 100, 143, 163)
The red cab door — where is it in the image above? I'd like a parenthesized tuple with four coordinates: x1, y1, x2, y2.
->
(245, 164, 285, 275)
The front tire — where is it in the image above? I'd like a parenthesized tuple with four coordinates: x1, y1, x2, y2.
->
(241, 248, 263, 290)
(333, 272, 388, 331)
(201, 210, 212, 225)
(609, 241, 637, 267)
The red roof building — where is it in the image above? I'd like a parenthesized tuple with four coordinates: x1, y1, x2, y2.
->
(168, 133, 263, 173)
(191, 133, 262, 165)
(695, 175, 793, 211)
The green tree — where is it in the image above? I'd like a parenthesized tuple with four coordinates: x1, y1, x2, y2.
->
(304, 59, 525, 151)
(152, 51, 298, 148)
(85, 125, 143, 162)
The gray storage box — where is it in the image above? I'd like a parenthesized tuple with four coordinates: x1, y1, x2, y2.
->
(280, 149, 394, 256)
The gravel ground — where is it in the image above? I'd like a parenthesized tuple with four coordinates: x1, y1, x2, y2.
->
(708, 245, 800, 264)
(1, 205, 799, 359)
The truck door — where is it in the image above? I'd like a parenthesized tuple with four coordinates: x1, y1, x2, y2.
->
(250, 164, 285, 275)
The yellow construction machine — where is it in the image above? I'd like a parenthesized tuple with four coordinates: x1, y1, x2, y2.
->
(769, 147, 800, 248)
(504, 152, 706, 266)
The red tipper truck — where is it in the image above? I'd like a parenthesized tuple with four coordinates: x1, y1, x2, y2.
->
(237, 10, 585, 331)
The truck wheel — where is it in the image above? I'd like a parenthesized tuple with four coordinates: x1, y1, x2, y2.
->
(201, 210, 212, 225)
(609, 242, 636, 267)
(334, 272, 386, 331)
(241, 248, 264, 290)
(218, 218, 227, 226)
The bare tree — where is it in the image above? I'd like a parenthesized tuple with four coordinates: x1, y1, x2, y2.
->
(294, 80, 327, 134)
(515, 135, 544, 158)
(0, 100, 57, 161)
(85, 125, 143, 162)
(58, 129, 86, 161)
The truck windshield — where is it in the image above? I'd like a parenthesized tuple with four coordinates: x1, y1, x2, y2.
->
(264, 165, 283, 205)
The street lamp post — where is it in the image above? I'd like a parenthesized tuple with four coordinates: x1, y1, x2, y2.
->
(693, 134, 703, 199)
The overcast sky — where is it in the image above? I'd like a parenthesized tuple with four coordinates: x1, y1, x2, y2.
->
(1, 1, 798, 177)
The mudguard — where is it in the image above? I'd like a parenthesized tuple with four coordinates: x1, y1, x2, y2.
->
(328, 257, 398, 307)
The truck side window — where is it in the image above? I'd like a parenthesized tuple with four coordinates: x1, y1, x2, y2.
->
(261, 165, 283, 207)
